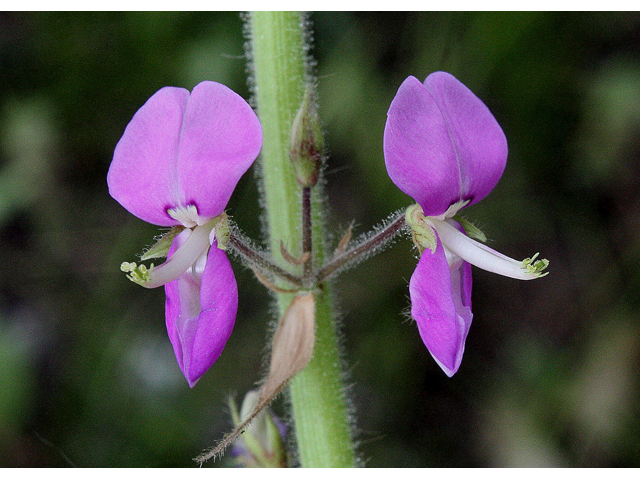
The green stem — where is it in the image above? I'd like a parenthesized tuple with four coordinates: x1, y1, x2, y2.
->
(247, 11, 356, 467)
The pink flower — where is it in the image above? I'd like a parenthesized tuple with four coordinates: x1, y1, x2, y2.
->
(108, 81, 262, 386)
(384, 72, 547, 376)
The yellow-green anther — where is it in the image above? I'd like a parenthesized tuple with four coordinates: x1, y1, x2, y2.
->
(405, 204, 438, 254)
(289, 86, 323, 188)
(120, 261, 154, 286)
(522, 253, 550, 276)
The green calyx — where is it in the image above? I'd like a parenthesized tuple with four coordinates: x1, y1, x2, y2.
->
(140, 226, 185, 261)
(214, 212, 230, 251)
(405, 204, 438, 254)
(406, 204, 491, 256)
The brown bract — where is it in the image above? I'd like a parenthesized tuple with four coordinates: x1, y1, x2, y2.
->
(196, 292, 316, 464)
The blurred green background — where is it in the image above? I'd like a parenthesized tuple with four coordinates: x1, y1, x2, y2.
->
(1, 11, 639, 467)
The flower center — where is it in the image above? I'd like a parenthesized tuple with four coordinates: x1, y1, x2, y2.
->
(405, 203, 549, 280)
(168, 204, 207, 228)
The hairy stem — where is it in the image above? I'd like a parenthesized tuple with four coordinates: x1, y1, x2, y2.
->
(247, 11, 356, 467)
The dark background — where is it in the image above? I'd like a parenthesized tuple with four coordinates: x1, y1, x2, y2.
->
(1, 11, 639, 467)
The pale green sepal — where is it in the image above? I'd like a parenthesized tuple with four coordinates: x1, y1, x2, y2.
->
(405, 204, 438, 254)
(452, 215, 487, 243)
(140, 226, 185, 261)
(214, 212, 230, 251)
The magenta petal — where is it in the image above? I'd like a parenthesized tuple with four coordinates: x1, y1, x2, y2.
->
(384, 76, 460, 216)
(384, 73, 507, 216)
(410, 237, 473, 377)
(424, 72, 507, 208)
(175, 81, 262, 220)
(165, 236, 238, 387)
(108, 86, 191, 226)
(108, 81, 262, 226)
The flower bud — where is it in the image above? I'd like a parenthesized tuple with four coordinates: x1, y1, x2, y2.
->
(289, 87, 324, 187)
(230, 390, 287, 468)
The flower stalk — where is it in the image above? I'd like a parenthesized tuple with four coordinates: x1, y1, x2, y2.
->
(227, 228, 304, 288)
(316, 211, 406, 282)
(301, 186, 313, 281)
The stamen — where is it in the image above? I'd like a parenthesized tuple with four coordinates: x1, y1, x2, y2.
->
(120, 262, 154, 285)
(522, 253, 550, 276)
(121, 219, 217, 288)
(430, 218, 549, 280)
